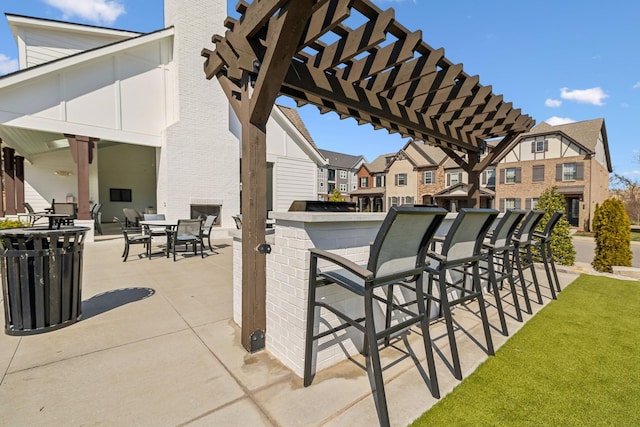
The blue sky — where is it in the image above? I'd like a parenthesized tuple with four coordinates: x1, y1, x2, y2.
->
(0, 0, 638, 177)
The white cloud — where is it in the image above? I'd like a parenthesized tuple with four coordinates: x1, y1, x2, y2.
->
(544, 116, 576, 126)
(545, 98, 562, 108)
(43, 0, 125, 25)
(0, 54, 19, 75)
(560, 87, 608, 106)
(634, 82, 640, 89)
(622, 170, 640, 176)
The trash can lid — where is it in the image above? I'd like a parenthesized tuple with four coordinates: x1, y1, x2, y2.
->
(0, 226, 90, 237)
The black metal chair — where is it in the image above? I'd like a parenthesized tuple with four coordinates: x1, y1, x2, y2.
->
(424, 208, 499, 380)
(232, 214, 242, 230)
(52, 202, 77, 226)
(172, 219, 204, 261)
(304, 206, 446, 427)
(532, 211, 564, 298)
(22, 202, 47, 226)
(480, 209, 526, 336)
(512, 210, 545, 313)
(201, 215, 217, 252)
(114, 217, 150, 261)
(91, 203, 103, 235)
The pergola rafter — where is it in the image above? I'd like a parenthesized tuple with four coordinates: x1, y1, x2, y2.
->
(202, 0, 534, 353)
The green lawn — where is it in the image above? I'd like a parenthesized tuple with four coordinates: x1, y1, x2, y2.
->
(411, 274, 640, 427)
(632, 231, 640, 242)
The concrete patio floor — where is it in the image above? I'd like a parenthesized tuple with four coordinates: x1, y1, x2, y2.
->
(0, 230, 584, 426)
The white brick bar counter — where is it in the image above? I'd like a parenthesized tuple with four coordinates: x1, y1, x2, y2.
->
(233, 212, 387, 377)
(232, 212, 462, 377)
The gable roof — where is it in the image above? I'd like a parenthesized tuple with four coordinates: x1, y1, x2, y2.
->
(366, 153, 395, 173)
(510, 118, 612, 171)
(319, 149, 364, 169)
(275, 105, 316, 148)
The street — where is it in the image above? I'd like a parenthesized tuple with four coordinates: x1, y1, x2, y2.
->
(572, 237, 640, 268)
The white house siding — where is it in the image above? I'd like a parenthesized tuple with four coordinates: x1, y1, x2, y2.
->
(0, 38, 172, 146)
(23, 28, 130, 68)
(273, 157, 318, 212)
(501, 135, 587, 164)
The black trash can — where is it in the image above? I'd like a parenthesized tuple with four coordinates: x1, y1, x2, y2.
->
(0, 226, 89, 335)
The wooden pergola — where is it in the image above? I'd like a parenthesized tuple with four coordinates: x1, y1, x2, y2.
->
(202, 0, 534, 352)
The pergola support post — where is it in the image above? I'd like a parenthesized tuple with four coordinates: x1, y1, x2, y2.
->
(240, 86, 269, 352)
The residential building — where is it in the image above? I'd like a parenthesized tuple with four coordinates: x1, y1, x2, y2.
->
(0, 1, 324, 238)
(432, 157, 496, 211)
(495, 118, 611, 231)
(317, 149, 364, 201)
(351, 153, 393, 212)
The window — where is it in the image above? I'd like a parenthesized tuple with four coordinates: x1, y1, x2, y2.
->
(339, 170, 347, 179)
(375, 175, 384, 187)
(328, 183, 335, 193)
(446, 172, 460, 186)
(360, 177, 369, 187)
(504, 198, 516, 210)
(423, 171, 435, 184)
(339, 183, 347, 192)
(556, 162, 583, 182)
(328, 169, 336, 181)
(395, 173, 407, 186)
(319, 182, 324, 188)
(563, 163, 577, 181)
(391, 196, 398, 207)
(531, 198, 539, 209)
(482, 169, 495, 186)
(532, 165, 545, 182)
(404, 196, 414, 205)
(505, 168, 517, 184)
(532, 139, 547, 153)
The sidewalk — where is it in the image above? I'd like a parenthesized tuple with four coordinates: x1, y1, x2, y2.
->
(1, 236, 582, 426)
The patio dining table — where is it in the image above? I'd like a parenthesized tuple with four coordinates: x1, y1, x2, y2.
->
(139, 219, 178, 258)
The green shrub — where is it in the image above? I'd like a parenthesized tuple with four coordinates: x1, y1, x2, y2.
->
(328, 188, 346, 202)
(534, 186, 575, 266)
(0, 218, 26, 229)
(592, 198, 632, 272)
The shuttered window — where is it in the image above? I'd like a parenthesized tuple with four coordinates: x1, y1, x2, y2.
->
(532, 165, 544, 182)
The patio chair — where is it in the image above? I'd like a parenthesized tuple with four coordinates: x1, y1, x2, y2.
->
(52, 202, 77, 226)
(304, 206, 447, 426)
(201, 215, 217, 252)
(91, 203, 103, 235)
(480, 209, 526, 336)
(232, 214, 242, 229)
(113, 216, 150, 261)
(123, 208, 144, 228)
(172, 219, 204, 261)
(21, 202, 47, 226)
(424, 208, 499, 380)
(532, 211, 564, 298)
(512, 210, 545, 314)
(143, 213, 167, 236)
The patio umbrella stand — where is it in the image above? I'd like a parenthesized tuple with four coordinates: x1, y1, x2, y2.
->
(0, 226, 88, 335)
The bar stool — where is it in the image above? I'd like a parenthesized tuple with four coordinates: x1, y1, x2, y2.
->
(512, 210, 545, 313)
(304, 206, 446, 427)
(532, 211, 564, 298)
(480, 209, 526, 336)
(424, 208, 499, 380)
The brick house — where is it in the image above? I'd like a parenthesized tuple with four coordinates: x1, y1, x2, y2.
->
(317, 149, 364, 201)
(385, 140, 447, 208)
(351, 153, 393, 212)
(495, 118, 611, 231)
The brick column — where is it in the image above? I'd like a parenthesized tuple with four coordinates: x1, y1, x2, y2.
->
(66, 134, 97, 220)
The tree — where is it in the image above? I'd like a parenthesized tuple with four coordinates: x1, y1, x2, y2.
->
(534, 186, 575, 265)
(592, 198, 632, 272)
(328, 188, 346, 202)
(611, 173, 640, 224)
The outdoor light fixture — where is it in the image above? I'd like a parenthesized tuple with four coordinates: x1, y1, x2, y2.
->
(54, 170, 73, 177)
